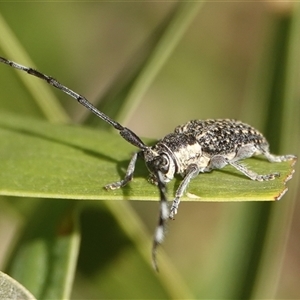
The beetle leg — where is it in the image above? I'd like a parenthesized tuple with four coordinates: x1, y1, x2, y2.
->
(105, 151, 139, 190)
(169, 164, 199, 219)
(228, 160, 280, 181)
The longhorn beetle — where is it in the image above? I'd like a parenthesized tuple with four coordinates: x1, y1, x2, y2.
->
(0, 56, 296, 271)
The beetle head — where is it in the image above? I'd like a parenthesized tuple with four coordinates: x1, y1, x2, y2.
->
(143, 148, 176, 183)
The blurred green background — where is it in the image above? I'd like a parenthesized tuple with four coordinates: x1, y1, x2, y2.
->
(0, 2, 299, 299)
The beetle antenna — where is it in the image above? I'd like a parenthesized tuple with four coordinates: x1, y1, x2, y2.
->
(152, 171, 169, 272)
(0, 56, 147, 150)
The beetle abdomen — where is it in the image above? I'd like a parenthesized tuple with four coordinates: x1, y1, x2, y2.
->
(175, 119, 268, 155)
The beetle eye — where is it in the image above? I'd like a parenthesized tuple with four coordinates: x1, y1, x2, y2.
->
(159, 154, 169, 174)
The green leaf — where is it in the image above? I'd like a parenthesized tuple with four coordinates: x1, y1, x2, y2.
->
(5, 200, 80, 299)
(239, 5, 300, 299)
(86, 2, 204, 127)
(0, 12, 70, 123)
(74, 202, 195, 299)
(0, 112, 296, 201)
(0, 270, 36, 300)
(108, 2, 204, 125)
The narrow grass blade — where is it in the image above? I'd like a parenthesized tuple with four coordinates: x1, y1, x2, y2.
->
(0, 13, 70, 123)
(5, 201, 80, 300)
(117, 2, 204, 125)
(250, 5, 300, 299)
(85, 2, 204, 127)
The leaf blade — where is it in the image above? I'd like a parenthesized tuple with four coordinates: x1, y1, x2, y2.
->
(0, 112, 296, 202)
(5, 201, 80, 300)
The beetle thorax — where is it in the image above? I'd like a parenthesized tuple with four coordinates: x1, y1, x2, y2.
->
(144, 132, 209, 182)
